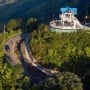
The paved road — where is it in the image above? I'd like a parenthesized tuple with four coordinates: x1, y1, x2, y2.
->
(5, 33, 58, 83)
(20, 37, 53, 75)
(24, 35, 55, 75)
(20, 41, 49, 83)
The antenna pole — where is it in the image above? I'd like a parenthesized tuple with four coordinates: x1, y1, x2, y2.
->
(3, 24, 5, 45)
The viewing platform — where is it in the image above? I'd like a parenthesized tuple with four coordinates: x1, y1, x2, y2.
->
(49, 6, 90, 33)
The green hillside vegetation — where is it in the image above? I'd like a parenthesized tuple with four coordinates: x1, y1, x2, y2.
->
(31, 24, 90, 89)
(41, 72, 83, 90)
(0, 17, 90, 90)
(0, 18, 35, 90)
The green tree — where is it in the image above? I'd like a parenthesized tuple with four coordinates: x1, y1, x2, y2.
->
(26, 18, 37, 25)
(0, 56, 31, 90)
(7, 19, 20, 31)
(26, 17, 37, 32)
(42, 72, 83, 90)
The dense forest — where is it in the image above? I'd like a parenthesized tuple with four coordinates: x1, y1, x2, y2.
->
(0, 17, 90, 90)
(0, 18, 38, 90)
(0, 0, 90, 90)
(30, 24, 90, 90)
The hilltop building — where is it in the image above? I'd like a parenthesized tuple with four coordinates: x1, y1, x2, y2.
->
(50, 6, 90, 32)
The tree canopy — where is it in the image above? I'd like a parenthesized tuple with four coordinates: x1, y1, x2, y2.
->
(30, 24, 90, 89)
(42, 72, 83, 90)
(7, 19, 21, 31)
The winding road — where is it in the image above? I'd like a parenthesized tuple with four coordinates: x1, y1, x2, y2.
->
(5, 33, 58, 83)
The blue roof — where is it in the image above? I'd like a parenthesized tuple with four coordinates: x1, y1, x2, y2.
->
(60, 7, 77, 14)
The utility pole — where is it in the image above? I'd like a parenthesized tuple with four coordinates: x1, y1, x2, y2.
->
(3, 25, 6, 42)
(85, 16, 88, 24)
(1, 25, 6, 55)
(85, 10, 88, 24)
(3, 25, 6, 54)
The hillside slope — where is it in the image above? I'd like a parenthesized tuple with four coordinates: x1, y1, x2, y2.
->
(0, 0, 90, 25)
